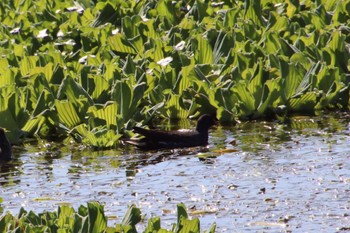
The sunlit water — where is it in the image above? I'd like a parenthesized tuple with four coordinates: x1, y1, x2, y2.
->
(1, 113, 350, 232)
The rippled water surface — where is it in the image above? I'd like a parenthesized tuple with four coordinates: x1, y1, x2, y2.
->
(1, 113, 350, 232)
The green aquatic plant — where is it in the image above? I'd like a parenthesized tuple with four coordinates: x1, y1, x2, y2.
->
(0, 0, 349, 147)
(0, 202, 216, 233)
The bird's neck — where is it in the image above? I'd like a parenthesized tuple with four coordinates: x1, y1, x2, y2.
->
(196, 127, 209, 133)
(0, 143, 12, 161)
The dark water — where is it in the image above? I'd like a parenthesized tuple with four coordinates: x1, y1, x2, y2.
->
(1, 113, 350, 232)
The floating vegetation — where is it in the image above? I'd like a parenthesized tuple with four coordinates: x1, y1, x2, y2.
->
(0, 0, 349, 147)
(0, 202, 216, 233)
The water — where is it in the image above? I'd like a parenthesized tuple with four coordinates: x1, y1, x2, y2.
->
(1, 113, 350, 232)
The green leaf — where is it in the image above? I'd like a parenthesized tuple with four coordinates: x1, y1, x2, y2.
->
(176, 203, 188, 224)
(145, 217, 161, 232)
(194, 35, 213, 64)
(290, 92, 317, 112)
(206, 222, 217, 233)
(165, 93, 190, 119)
(156, 0, 176, 24)
(90, 74, 110, 101)
(73, 124, 122, 148)
(179, 218, 200, 233)
(223, 8, 240, 29)
(121, 204, 141, 230)
(0, 87, 21, 130)
(87, 101, 118, 129)
(21, 114, 48, 134)
(55, 100, 81, 129)
(57, 205, 76, 231)
(57, 76, 94, 106)
(247, 60, 265, 109)
(19, 56, 39, 76)
(232, 81, 255, 117)
(279, 59, 305, 101)
(332, 0, 349, 25)
(87, 202, 107, 233)
(264, 32, 281, 54)
(24, 211, 41, 226)
(92, 3, 117, 27)
(244, 0, 264, 26)
(193, 0, 212, 21)
(108, 34, 136, 54)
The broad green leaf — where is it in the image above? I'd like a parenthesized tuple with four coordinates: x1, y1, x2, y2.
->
(92, 3, 117, 27)
(108, 34, 136, 54)
(165, 93, 190, 119)
(55, 100, 81, 128)
(140, 19, 157, 38)
(57, 76, 94, 106)
(88, 101, 118, 129)
(145, 217, 161, 232)
(176, 203, 188, 223)
(90, 74, 110, 101)
(128, 35, 144, 56)
(21, 115, 47, 134)
(232, 81, 255, 117)
(223, 8, 240, 29)
(290, 53, 312, 71)
(0, 68, 16, 87)
(194, 0, 214, 21)
(24, 211, 41, 225)
(13, 44, 25, 57)
(323, 0, 341, 11)
(179, 218, 200, 233)
(244, 0, 264, 26)
(20, 56, 39, 76)
(290, 92, 317, 112)
(57, 205, 76, 230)
(332, 0, 349, 25)
(235, 53, 254, 79)
(266, 12, 289, 32)
(286, 0, 297, 18)
(178, 16, 196, 30)
(247, 60, 265, 109)
(121, 204, 141, 228)
(194, 35, 213, 64)
(122, 15, 141, 38)
(112, 80, 131, 119)
(314, 4, 330, 28)
(73, 125, 121, 147)
(178, 68, 192, 93)
(87, 202, 107, 233)
(42, 62, 54, 83)
(279, 59, 305, 101)
(0, 88, 21, 130)
(146, 38, 165, 62)
(156, 0, 176, 24)
(264, 32, 281, 54)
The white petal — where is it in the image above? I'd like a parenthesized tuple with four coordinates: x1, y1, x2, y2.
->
(157, 57, 173, 66)
(174, 41, 186, 51)
(37, 29, 48, 39)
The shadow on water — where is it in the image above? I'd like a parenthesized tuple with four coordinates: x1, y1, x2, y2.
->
(0, 159, 22, 187)
(1, 112, 350, 232)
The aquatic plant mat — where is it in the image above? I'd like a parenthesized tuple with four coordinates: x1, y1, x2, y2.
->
(0, 0, 349, 147)
(0, 201, 215, 233)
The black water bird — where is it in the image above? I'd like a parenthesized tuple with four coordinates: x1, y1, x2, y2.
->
(0, 128, 12, 161)
(124, 114, 217, 150)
